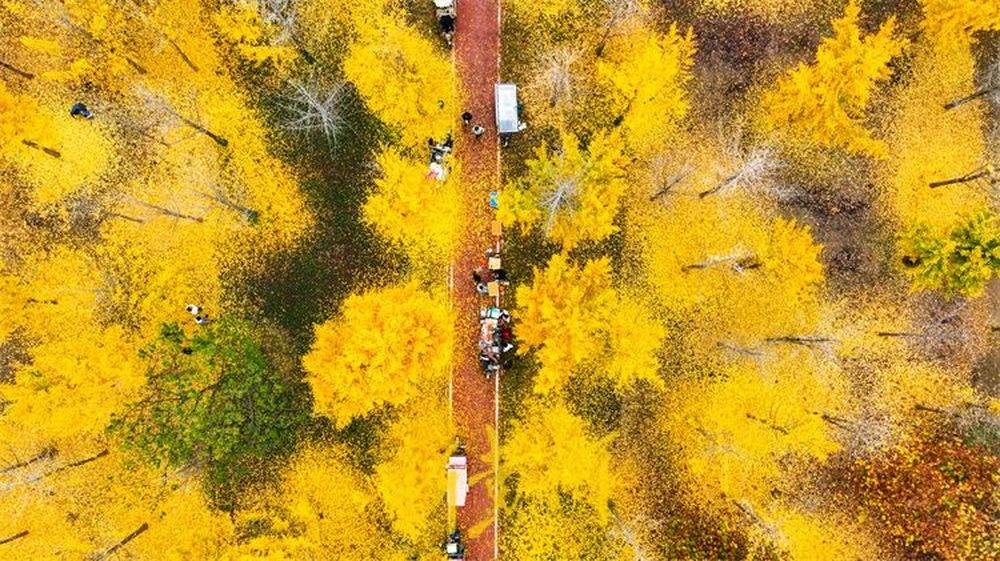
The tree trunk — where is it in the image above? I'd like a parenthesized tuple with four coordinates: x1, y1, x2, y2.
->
(595, 17, 618, 58)
(167, 38, 199, 72)
(197, 191, 259, 222)
(717, 341, 765, 357)
(943, 87, 999, 110)
(914, 404, 948, 415)
(107, 212, 146, 224)
(745, 412, 789, 434)
(699, 172, 739, 199)
(0, 447, 56, 474)
(683, 253, 760, 273)
(96, 523, 149, 560)
(649, 167, 691, 201)
(174, 112, 229, 147)
(764, 335, 834, 347)
(0, 60, 34, 79)
(817, 412, 852, 429)
(134, 200, 204, 222)
(929, 168, 989, 189)
(0, 531, 28, 546)
(876, 330, 923, 339)
(20, 140, 61, 158)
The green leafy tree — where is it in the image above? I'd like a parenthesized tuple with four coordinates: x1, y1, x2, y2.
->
(901, 210, 1000, 297)
(110, 318, 309, 504)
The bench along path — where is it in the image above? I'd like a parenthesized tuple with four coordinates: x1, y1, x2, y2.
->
(451, 0, 501, 559)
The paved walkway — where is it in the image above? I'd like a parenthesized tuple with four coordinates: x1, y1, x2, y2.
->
(451, 0, 501, 559)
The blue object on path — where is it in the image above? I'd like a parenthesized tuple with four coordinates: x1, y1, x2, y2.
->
(489, 191, 499, 209)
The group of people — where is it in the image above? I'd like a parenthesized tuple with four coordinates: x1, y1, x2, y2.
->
(184, 304, 209, 325)
(474, 249, 514, 376)
(478, 304, 514, 377)
(427, 135, 453, 180)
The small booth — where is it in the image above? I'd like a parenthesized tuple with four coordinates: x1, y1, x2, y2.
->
(494, 83, 523, 135)
(447, 451, 468, 508)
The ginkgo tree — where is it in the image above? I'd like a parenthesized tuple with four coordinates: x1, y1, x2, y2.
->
(515, 253, 665, 394)
(758, 0, 907, 157)
(363, 147, 459, 267)
(500, 130, 628, 249)
(302, 282, 453, 425)
(342, 7, 455, 149)
(595, 24, 695, 155)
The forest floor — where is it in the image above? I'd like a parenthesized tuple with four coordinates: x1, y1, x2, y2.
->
(452, 0, 501, 560)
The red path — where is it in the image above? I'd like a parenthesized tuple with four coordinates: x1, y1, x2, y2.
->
(451, 0, 501, 560)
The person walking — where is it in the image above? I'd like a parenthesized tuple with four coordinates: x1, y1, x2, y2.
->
(70, 102, 93, 119)
(471, 124, 485, 140)
(461, 111, 473, 128)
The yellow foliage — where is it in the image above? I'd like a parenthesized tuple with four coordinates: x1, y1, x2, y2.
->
(516, 254, 664, 393)
(343, 17, 455, 149)
(503, 497, 615, 561)
(500, 130, 628, 249)
(596, 24, 695, 155)
(302, 282, 453, 425)
(669, 350, 843, 506)
(232, 445, 386, 559)
(772, 508, 876, 561)
(213, 0, 298, 71)
(880, 41, 988, 230)
(504, 399, 615, 519)
(375, 398, 451, 543)
(18, 35, 61, 55)
(921, 0, 1000, 45)
(603, 295, 665, 390)
(638, 195, 824, 357)
(363, 147, 459, 265)
(0, 449, 233, 560)
(0, 83, 111, 204)
(758, 0, 907, 157)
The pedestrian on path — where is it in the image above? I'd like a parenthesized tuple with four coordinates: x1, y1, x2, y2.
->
(461, 111, 473, 128)
(471, 124, 485, 139)
(70, 102, 93, 119)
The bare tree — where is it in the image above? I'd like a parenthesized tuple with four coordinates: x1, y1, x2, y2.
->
(682, 250, 761, 273)
(196, 185, 260, 223)
(255, 0, 315, 64)
(534, 47, 579, 109)
(542, 171, 585, 234)
(944, 57, 1000, 110)
(135, 87, 229, 148)
(596, 0, 643, 57)
(700, 144, 781, 198)
(0, 60, 34, 80)
(277, 79, 349, 144)
(608, 502, 658, 561)
(649, 162, 692, 201)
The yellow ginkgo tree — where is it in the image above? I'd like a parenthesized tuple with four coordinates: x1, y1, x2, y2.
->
(595, 24, 695, 155)
(302, 282, 453, 425)
(363, 147, 459, 266)
(758, 0, 907, 157)
(516, 253, 664, 393)
(343, 10, 455, 149)
(500, 130, 628, 249)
